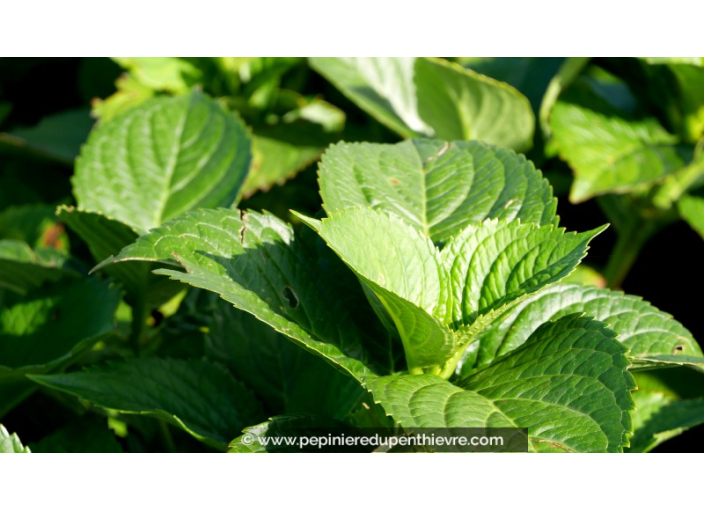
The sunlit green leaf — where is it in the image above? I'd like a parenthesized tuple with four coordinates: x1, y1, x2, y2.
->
(73, 92, 252, 233)
(467, 283, 703, 372)
(97, 209, 378, 382)
(319, 139, 556, 244)
(310, 57, 534, 151)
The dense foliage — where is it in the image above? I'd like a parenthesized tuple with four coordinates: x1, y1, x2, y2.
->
(1, 57, 703, 453)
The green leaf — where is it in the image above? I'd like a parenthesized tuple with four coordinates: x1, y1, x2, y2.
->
(245, 133, 319, 195)
(0, 278, 120, 371)
(57, 207, 183, 310)
(640, 59, 704, 142)
(669, 65, 704, 142)
(96, 208, 378, 382)
(310, 57, 534, 151)
(551, 99, 688, 203)
(310, 57, 424, 138)
(298, 208, 455, 370)
(368, 374, 518, 429)
(0, 278, 121, 415)
(369, 317, 636, 452)
(31, 416, 123, 453)
(91, 73, 155, 121)
(0, 240, 80, 295)
(642, 58, 704, 66)
(244, 98, 345, 197)
(679, 193, 704, 239)
(458, 57, 565, 113)
(462, 315, 635, 452)
(207, 303, 364, 419)
(0, 108, 94, 164)
(630, 354, 704, 372)
(73, 91, 252, 234)
(319, 139, 556, 244)
(652, 150, 704, 208)
(441, 220, 605, 326)
(0, 375, 35, 418)
(0, 424, 30, 453)
(628, 369, 704, 452)
(561, 265, 606, 287)
(30, 358, 264, 451)
(539, 57, 590, 136)
(468, 283, 703, 372)
(111, 57, 203, 94)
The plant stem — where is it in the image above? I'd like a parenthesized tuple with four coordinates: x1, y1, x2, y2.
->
(129, 294, 148, 356)
(603, 216, 657, 289)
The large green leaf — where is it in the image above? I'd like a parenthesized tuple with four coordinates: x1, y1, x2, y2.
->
(319, 139, 556, 244)
(0, 424, 30, 453)
(73, 91, 252, 234)
(310, 57, 534, 151)
(297, 208, 455, 370)
(551, 99, 688, 203)
(96, 208, 378, 382)
(461, 315, 635, 452)
(441, 220, 605, 326)
(0, 240, 79, 294)
(679, 193, 704, 239)
(30, 358, 264, 451)
(207, 303, 364, 419)
(468, 284, 703, 371)
(628, 369, 704, 452)
(369, 317, 635, 452)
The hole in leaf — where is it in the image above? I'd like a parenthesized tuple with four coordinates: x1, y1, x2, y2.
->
(673, 344, 685, 354)
(281, 286, 299, 309)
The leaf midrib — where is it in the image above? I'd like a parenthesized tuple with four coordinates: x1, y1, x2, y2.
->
(154, 98, 191, 228)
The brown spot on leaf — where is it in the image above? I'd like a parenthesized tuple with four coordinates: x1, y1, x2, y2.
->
(42, 223, 65, 249)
